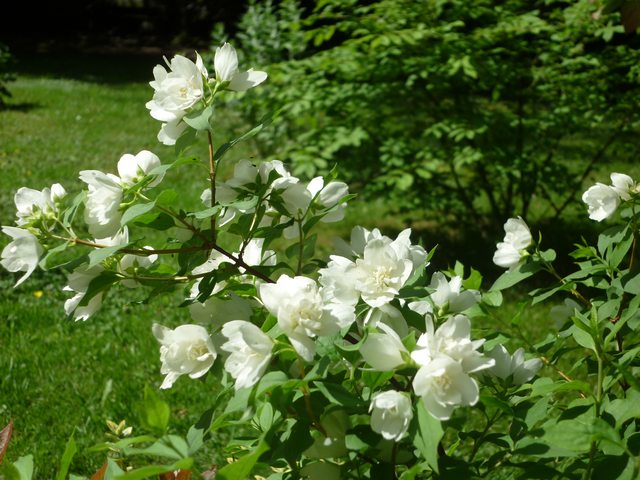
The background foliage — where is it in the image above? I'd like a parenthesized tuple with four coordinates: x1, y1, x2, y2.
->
(222, 0, 640, 234)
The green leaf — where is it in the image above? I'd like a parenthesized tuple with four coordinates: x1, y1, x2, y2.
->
(88, 245, 126, 267)
(606, 390, 640, 428)
(39, 242, 71, 270)
(10, 455, 34, 480)
(121, 202, 156, 227)
(314, 381, 364, 408)
(55, 433, 78, 480)
(182, 105, 213, 131)
(214, 111, 278, 162)
(216, 439, 270, 480)
(114, 458, 193, 480)
(174, 128, 197, 154)
(186, 426, 204, 456)
(413, 401, 443, 473)
(530, 378, 591, 397)
(137, 385, 170, 436)
(62, 191, 86, 227)
(490, 262, 541, 291)
(132, 212, 174, 230)
(541, 417, 622, 453)
(77, 271, 119, 308)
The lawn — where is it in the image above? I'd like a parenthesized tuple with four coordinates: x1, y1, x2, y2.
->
(0, 51, 592, 478)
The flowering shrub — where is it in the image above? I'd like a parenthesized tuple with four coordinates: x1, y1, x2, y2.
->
(2, 43, 640, 479)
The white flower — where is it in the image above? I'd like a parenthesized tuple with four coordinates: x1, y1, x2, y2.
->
(485, 345, 542, 385)
(413, 355, 480, 420)
(79, 170, 123, 239)
(146, 52, 207, 123)
(117, 150, 163, 188)
(63, 265, 105, 321)
(582, 183, 620, 222)
(493, 242, 522, 270)
(214, 42, 267, 91)
(353, 238, 413, 308)
(369, 390, 413, 442)
(411, 315, 494, 374)
(157, 119, 188, 146)
(429, 272, 480, 313)
(318, 255, 359, 306)
(610, 173, 635, 201)
(493, 217, 532, 270)
(14, 184, 66, 226)
(152, 323, 216, 389)
(1, 227, 43, 286)
(221, 320, 274, 390)
(259, 275, 351, 361)
(360, 322, 408, 371)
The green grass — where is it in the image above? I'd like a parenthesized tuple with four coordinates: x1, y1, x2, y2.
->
(0, 53, 249, 478)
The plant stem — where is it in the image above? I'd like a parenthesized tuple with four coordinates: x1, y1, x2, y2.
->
(207, 129, 217, 243)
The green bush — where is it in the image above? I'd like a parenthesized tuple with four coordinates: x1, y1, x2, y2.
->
(222, 0, 640, 233)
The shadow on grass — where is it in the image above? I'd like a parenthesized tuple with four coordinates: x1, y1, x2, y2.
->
(0, 101, 40, 113)
(11, 51, 164, 85)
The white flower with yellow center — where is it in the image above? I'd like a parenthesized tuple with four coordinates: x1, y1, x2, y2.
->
(260, 275, 352, 361)
(152, 323, 216, 389)
(412, 355, 479, 420)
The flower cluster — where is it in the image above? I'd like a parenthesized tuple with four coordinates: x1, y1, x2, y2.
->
(147, 43, 266, 146)
(582, 172, 638, 221)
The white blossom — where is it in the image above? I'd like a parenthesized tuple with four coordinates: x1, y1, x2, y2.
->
(221, 320, 274, 390)
(214, 42, 267, 91)
(485, 345, 542, 385)
(493, 217, 532, 270)
(411, 315, 494, 375)
(360, 323, 408, 371)
(157, 119, 188, 146)
(79, 170, 123, 239)
(413, 355, 480, 420)
(152, 323, 216, 389)
(318, 255, 359, 306)
(582, 183, 620, 222)
(63, 265, 105, 321)
(369, 390, 413, 441)
(14, 184, 66, 226)
(146, 52, 206, 123)
(117, 150, 163, 187)
(259, 275, 352, 361)
(610, 172, 635, 201)
(1, 227, 43, 286)
(429, 272, 480, 313)
(353, 238, 413, 308)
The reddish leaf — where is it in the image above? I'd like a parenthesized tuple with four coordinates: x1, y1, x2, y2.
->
(90, 461, 108, 480)
(159, 470, 192, 480)
(0, 419, 13, 465)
